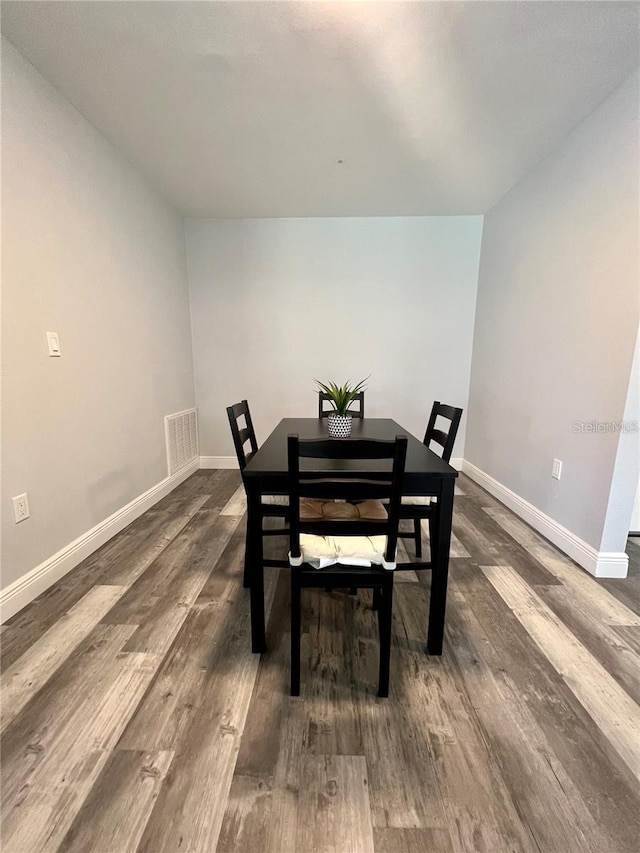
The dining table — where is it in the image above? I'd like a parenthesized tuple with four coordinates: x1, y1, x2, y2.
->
(242, 417, 458, 655)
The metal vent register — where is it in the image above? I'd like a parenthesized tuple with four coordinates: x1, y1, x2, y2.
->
(165, 408, 198, 475)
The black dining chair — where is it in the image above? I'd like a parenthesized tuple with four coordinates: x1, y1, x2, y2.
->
(399, 401, 462, 560)
(287, 433, 407, 697)
(318, 390, 365, 419)
(227, 400, 289, 586)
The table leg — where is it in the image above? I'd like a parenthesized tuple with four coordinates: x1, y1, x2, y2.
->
(427, 477, 455, 655)
(246, 486, 266, 653)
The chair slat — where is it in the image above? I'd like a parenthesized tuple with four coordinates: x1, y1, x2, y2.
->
(299, 519, 389, 538)
(299, 437, 396, 459)
(429, 428, 449, 448)
(318, 390, 365, 419)
(298, 482, 392, 502)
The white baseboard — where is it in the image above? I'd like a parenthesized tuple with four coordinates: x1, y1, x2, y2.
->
(200, 456, 238, 469)
(0, 460, 199, 623)
(461, 460, 628, 579)
(450, 457, 463, 471)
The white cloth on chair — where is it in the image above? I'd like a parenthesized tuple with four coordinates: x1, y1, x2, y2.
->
(400, 495, 433, 506)
(289, 499, 396, 570)
(261, 494, 289, 506)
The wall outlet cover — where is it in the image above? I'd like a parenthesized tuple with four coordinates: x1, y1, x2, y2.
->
(12, 493, 30, 523)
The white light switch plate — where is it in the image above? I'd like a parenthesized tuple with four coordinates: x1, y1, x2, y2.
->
(47, 331, 61, 356)
(552, 458, 562, 480)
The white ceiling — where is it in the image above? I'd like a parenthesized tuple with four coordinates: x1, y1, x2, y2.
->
(2, 1, 638, 217)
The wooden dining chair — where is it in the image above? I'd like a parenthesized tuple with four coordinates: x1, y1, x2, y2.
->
(287, 433, 407, 697)
(318, 390, 365, 419)
(226, 400, 289, 586)
(399, 401, 462, 560)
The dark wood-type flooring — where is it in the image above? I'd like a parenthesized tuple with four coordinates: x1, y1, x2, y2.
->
(1, 470, 639, 852)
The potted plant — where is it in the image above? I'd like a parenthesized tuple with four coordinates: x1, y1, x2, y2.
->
(315, 377, 368, 437)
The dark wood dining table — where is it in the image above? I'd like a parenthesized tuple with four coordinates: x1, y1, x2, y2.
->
(242, 417, 458, 655)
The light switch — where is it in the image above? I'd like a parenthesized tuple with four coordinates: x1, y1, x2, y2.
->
(47, 331, 61, 357)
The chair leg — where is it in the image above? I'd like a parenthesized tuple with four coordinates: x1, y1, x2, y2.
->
(349, 587, 357, 596)
(290, 571, 301, 696)
(377, 581, 393, 698)
(414, 518, 422, 558)
(372, 588, 382, 611)
(243, 521, 251, 588)
(428, 515, 437, 562)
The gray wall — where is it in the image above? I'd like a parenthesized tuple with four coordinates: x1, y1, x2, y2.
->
(466, 71, 639, 552)
(185, 216, 483, 458)
(1, 40, 196, 590)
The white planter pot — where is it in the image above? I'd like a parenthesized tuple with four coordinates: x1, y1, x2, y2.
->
(327, 413, 353, 437)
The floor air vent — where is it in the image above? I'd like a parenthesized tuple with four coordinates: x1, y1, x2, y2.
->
(165, 408, 198, 476)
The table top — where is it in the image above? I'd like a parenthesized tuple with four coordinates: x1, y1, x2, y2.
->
(243, 417, 458, 485)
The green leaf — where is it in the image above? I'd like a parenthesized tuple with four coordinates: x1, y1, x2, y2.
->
(314, 375, 370, 415)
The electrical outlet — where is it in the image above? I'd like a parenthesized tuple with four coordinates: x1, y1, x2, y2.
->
(12, 493, 30, 523)
(552, 459, 562, 480)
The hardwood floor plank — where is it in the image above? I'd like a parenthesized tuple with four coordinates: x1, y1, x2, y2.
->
(457, 499, 561, 586)
(299, 591, 364, 756)
(59, 749, 174, 852)
(0, 532, 127, 673)
(1, 623, 137, 813)
(1, 584, 127, 730)
(199, 470, 244, 509)
(394, 586, 538, 852)
(135, 571, 279, 853)
(536, 583, 640, 706)
(106, 510, 240, 655)
(296, 755, 375, 853)
(482, 565, 640, 782)
(452, 506, 506, 566)
(451, 557, 640, 852)
(446, 590, 620, 853)
(215, 774, 274, 853)
(1, 651, 162, 853)
(486, 507, 640, 625)
(456, 474, 505, 509)
(169, 469, 234, 499)
(373, 827, 453, 853)
(612, 624, 640, 655)
(264, 699, 304, 853)
(118, 522, 246, 751)
(220, 485, 247, 517)
(448, 530, 471, 559)
(234, 570, 291, 777)
(0, 495, 209, 673)
(410, 521, 470, 559)
(348, 591, 449, 831)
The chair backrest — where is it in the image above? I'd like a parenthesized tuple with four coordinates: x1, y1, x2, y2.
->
(287, 435, 407, 565)
(423, 401, 463, 463)
(318, 391, 365, 419)
(226, 400, 259, 471)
